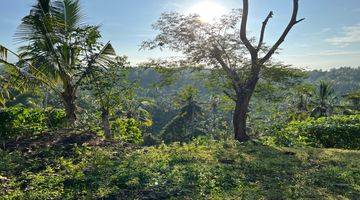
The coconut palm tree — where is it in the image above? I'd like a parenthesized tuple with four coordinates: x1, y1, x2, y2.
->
(0, 0, 116, 126)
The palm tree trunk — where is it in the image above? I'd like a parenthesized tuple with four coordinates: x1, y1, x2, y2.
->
(62, 84, 77, 127)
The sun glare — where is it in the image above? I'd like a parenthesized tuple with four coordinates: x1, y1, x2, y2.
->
(186, 1, 227, 22)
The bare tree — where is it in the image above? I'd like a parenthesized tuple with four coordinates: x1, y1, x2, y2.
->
(232, 0, 305, 141)
(142, 0, 304, 142)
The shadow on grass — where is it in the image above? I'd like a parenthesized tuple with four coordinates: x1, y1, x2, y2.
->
(110, 140, 360, 199)
(230, 143, 360, 200)
(1, 139, 359, 199)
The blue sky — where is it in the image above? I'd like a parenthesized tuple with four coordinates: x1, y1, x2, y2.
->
(0, 0, 359, 70)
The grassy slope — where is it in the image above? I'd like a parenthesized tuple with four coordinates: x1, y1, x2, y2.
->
(1, 137, 360, 199)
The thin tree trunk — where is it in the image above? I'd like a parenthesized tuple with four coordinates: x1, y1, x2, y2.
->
(101, 107, 112, 139)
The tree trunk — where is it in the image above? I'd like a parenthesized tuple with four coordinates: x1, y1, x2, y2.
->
(62, 84, 77, 127)
(101, 107, 112, 139)
(233, 98, 251, 142)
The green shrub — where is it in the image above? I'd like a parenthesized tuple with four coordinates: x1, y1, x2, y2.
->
(268, 114, 360, 149)
(0, 107, 67, 145)
(46, 108, 67, 129)
(2, 140, 360, 199)
(142, 132, 160, 146)
(306, 115, 359, 149)
(111, 118, 143, 144)
(0, 106, 46, 141)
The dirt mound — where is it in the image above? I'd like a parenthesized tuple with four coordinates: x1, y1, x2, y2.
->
(2, 130, 101, 153)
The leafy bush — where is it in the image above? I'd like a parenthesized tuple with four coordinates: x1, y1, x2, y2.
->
(142, 132, 160, 146)
(45, 108, 67, 129)
(111, 118, 143, 144)
(266, 114, 360, 149)
(0, 106, 46, 141)
(0, 106, 67, 144)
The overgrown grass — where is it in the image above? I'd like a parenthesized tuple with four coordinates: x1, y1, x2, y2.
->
(1, 137, 359, 199)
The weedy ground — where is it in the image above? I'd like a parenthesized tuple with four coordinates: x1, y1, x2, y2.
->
(1, 133, 359, 199)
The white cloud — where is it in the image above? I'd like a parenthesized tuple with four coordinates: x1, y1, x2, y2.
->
(326, 23, 360, 47)
(318, 50, 360, 56)
(298, 43, 311, 48)
(285, 50, 360, 57)
(163, 2, 183, 10)
(320, 28, 331, 33)
(302, 27, 330, 37)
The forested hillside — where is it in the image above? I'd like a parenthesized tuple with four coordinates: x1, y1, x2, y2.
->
(307, 67, 360, 95)
(129, 67, 360, 141)
(1, 0, 359, 199)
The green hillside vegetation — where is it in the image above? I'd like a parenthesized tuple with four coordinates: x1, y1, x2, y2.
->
(1, 0, 360, 199)
(1, 138, 360, 199)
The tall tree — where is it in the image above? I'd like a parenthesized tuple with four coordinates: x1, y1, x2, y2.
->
(142, 0, 304, 141)
(82, 56, 132, 139)
(0, 0, 116, 126)
(232, 0, 304, 141)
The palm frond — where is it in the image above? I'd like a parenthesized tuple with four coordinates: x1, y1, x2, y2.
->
(94, 42, 117, 68)
(52, 0, 84, 33)
(15, 0, 53, 42)
(0, 45, 62, 96)
(75, 42, 117, 86)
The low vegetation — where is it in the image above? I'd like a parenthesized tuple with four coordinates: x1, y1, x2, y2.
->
(263, 114, 360, 149)
(1, 138, 360, 199)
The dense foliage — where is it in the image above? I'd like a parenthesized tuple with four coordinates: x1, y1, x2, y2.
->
(307, 67, 360, 95)
(111, 118, 143, 144)
(160, 86, 205, 143)
(0, 106, 66, 145)
(264, 114, 360, 149)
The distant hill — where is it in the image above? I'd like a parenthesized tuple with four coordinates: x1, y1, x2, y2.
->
(307, 67, 360, 95)
(131, 67, 360, 96)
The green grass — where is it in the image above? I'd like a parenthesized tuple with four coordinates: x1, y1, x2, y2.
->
(1, 137, 360, 199)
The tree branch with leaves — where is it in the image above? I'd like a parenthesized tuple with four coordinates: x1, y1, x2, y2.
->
(142, 0, 304, 141)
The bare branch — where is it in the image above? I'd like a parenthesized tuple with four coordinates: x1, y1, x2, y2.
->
(212, 46, 241, 90)
(214, 40, 233, 69)
(296, 18, 306, 24)
(257, 11, 273, 51)
(240, 0, 256, 55)
(260, 0, 304, 64)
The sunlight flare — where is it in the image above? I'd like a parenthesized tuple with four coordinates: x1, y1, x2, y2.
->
(186, 1, 227, 22)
